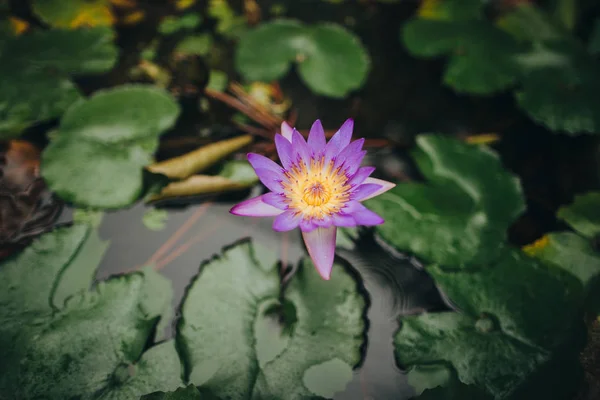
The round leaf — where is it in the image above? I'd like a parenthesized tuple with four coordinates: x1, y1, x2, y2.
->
(557, 191, 600, 238)
(32, 0, 114, 28)
(236, 19, 370, 98)
(366, 135, 525, 268)
(41, 85, 180, 209)
(177, 240, 367, 399)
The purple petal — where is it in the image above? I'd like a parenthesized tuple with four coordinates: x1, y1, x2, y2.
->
(273, 210, 301, 232)
(342, 200, 365, 214)
(352, 183, 383, 201)
(302, 226, 337, 280)
(358, 178, 396, 201)
(275, 134, 293, 170)
(332, 213, 357, 227)
(307, 119, 326, 153)
(334, 138, 365, 174)
(262, 192, 289, 210)
(292, 129, 311, 167)
(352, 208, 384, 226)
(247, 153, 283, 173)
(230, 195, 284, 217)
(313, 215, 332, 227)
(280, 121, 293, 142)
(300, 218, 317, 232)
(324, 119, 354, 162)
(348, 166, 376, 187)
(254, 168, 284, 192)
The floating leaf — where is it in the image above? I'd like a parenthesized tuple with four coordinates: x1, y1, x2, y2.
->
(148, 135, 253, 180)
(402, 19, 522, 94)
(525, 233, 600, 293)
(32, 0, 114, 28)
(408, 367, 492, 400)
(143, 208, 169, 231)
(208, 0, 247, 38)
(396, 312, 546, 399)
(0, 27, 118, 137)
(141, 385, 206, 399)
(206, 70, 228, 92)
(0, 225, 181, 398)
(159, 13, 202, 35)
(366, 134, 525, 268)
(73, 208, 105, 228)
(557, 191, 600, 238)
(177, 240, 366, 399)
(41, 85, 180, 209)
(427, 248, 583, 349)
(52, 227, 110, 308)
(236, 19, 370, 98)
(175, 34, 212, 56)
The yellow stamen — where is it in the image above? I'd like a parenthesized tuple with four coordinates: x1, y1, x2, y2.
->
(281, 156, 352, 220)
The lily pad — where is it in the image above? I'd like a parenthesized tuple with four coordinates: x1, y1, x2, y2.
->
(0, 27, 118, 137)
(427, 248, 583, 349)
(142, 385, 208, 399)
(143, 208, 169, 231)
(402, 18, 522, 94)
(236, 19, 370, 98)
(525, 233, 600, 295)
(177, 240, 367, 399)
(557, 191, 600, 238)
(41, 85, 180, 209)
(32, 0, 114, 28)
(366, 134, 525, 268)
(396, 312, 548, 399)
(0, 224, 181, 398)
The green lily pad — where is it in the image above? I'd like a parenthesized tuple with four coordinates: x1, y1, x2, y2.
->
(0, 225, 181, 399)
(514, 48, 600, 135)
(396, 309, 582, 399)
(141, 385, 207, 399)
(0, 27, 117, 137)
(177, 240, 367, 399)
(526, 233, 600, 297)
(143, 208, 169, 231)
(159, 14, 202, 35)
(31, 0, 114, 28)
(402, 18, 522, 94)
(427, 248, 583, 349)
(41, 85, 180, 209)
(366, 134, 525, 269)
(557, 191, 600, 238)
(408, 366, 492, 400)
(175, 34, 212, 56)
(236, 19, 370, 98)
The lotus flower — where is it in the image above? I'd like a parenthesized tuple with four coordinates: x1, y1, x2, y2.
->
(230, 119, 395, 280)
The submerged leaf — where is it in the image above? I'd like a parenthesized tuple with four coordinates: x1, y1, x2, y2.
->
(366, 134, 525, 268)
(143, 208, 169, 231)
(0, 27, 118, 137)
(41, 85, 180, 209)
(141, 385, 206, 399)
(236, 19, 370, 98)
(148, 135, 253, 180)
(177, 240, 367, 399)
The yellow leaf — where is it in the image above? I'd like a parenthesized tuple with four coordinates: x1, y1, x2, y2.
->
(148, 174, 251, 202)
(121, 10, 145, 25)
(147, 135, 254, 180)
(32, 0, 114, 28)
(522, 235, 550, 256)
(465, 133, 501, 145)
(175, 0, 196, 10)
(9, 17, 29, 35)
(110, 0, 137, 7)
(418, 0, 443, 20)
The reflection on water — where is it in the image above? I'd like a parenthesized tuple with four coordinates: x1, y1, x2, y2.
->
(57, 198, 446, 400)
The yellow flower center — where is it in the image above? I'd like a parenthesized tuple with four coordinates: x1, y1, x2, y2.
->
(281, 156, 352, 220)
